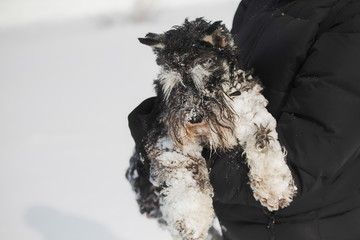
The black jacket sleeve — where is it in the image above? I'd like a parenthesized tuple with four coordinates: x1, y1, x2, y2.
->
(229, 0, 360, 212)
(128, 97, 157, 149)
(278, 2, 360, 196)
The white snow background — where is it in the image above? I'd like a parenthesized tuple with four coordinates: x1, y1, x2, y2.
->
(0, 0, 240, 239)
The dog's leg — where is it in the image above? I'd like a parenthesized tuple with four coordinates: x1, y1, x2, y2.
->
(231, 83, 297, 211)
(147, 137, 214, 240)
(126, 150, 162, 219)
(243, 120, 297, 211)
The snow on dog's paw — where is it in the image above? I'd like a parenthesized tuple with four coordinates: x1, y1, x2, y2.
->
(173, 219, 208, 240)
(251, 174, 297, 212)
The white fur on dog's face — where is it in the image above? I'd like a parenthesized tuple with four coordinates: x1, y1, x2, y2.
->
(158, 70, 184, 100)
(190, 62, 212, 90)
(158, 58, 216, 100)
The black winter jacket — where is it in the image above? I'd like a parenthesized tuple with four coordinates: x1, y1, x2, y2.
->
(128, 0, 360, 239)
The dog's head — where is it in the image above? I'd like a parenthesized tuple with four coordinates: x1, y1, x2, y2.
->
(139, 18, 241, 149)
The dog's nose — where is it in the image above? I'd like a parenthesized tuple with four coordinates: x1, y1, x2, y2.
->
(188, 114, 203, 124)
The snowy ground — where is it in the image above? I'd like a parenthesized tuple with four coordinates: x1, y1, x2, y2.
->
(0, 1, 239, 240)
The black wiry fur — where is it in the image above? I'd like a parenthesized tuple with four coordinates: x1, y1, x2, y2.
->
(126, 152, 162, 218)
(146, 18, 249, 150)
(128, 18, 242, 239)
(126, 18, 296, 240)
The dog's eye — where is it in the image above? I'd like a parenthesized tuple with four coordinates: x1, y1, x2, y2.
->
(203, 96, 211, 102)
(230, 91, 241, 97)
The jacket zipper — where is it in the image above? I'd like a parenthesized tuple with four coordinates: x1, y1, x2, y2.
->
(263, 209, 276, 240)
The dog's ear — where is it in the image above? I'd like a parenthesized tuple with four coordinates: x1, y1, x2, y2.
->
(138, 33, 165, 49)
(202, 21, 227, 48)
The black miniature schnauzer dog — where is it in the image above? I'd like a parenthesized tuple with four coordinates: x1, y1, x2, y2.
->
(126, 18, 297, 240)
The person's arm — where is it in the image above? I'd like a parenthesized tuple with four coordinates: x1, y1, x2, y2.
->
(278, 3, 360, 202)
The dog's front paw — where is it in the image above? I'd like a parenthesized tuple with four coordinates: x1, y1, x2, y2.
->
(250, 173, 297, 211)
(152, 151, 215, 240)
(244, 132, 297, 211)
(173, 219, 208, 240)
(164, 189, 214, 240)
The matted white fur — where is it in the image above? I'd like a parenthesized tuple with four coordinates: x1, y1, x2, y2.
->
(228, 80, 296, 210)
(146, 73, 297, 240)
(149, 137, 214, 240)
(146, 78, 297, 240)
(144, 79, 297, 240)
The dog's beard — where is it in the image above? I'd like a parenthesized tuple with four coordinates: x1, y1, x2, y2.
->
(162, 100, 236, 151)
